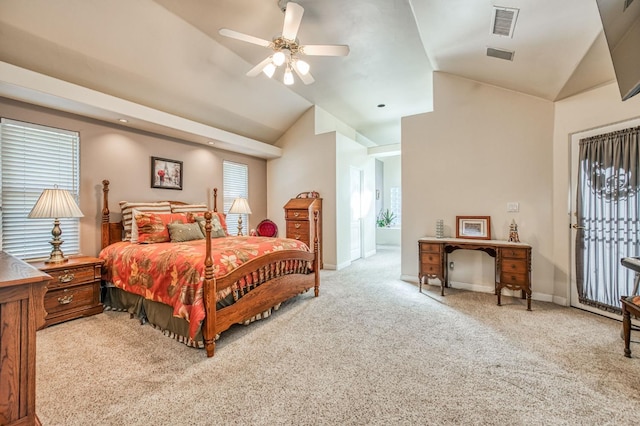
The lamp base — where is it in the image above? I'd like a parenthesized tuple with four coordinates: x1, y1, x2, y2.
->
(237, 216, 244, 236)
(46, 220, 68, 263)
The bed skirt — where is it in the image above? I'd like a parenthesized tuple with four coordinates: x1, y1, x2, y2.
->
(102, 286, 281, 349)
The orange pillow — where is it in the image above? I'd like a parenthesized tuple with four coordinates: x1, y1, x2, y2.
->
(136, 212, 190, 243)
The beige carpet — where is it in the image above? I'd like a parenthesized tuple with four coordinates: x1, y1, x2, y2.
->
(36, 246, 640, 425)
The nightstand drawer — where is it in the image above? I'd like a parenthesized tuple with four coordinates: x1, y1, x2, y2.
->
(287, 221, 309, 236)
(46, 264, 100, 289)
(44, 282, 100, 316)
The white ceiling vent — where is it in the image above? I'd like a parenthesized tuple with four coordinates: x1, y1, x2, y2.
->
(491, 7, 519, 38)
(487, 47, 515, 61)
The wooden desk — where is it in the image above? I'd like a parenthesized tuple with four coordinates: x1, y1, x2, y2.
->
(418, 237, 532, 310)
(0, 252, 50, 426)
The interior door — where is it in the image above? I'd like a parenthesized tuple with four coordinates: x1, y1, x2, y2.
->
(570, 118, 640, 319)
(350, 167, 363, 262)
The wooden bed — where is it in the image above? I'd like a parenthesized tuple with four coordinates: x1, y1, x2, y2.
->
(100, 179, 320, 357)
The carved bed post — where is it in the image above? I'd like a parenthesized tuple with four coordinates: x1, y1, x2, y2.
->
(101, 180, 110, 249)
(313, 210, 320, 297)
(213, 188, 218, 212)
(202, 211, 217, 357)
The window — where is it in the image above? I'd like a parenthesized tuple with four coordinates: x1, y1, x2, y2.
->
(0, 118, 80, 260)
(390, 186, 401, 226)
(223, 160, 248, 236)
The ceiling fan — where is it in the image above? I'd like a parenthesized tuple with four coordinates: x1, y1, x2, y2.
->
(219, 1, 349, 85)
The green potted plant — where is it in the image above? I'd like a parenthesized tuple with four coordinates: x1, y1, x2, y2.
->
(377, 209, 396, 227)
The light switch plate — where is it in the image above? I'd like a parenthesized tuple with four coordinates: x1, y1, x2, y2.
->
(507, 202, 519, 212)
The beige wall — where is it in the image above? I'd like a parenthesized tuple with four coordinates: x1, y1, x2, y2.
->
(0, 97, 267, 257)
(552, 82, 640, 304)
(267, 107, 338, 267)
(402, 72, 555, 299)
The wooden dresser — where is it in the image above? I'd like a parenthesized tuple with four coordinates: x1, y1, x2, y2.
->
(284, 198, 323, 269)
(0, 251, 50, 426)
(30, 256, 103, 327)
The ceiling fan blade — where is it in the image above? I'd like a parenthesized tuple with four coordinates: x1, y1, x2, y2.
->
(292, 66, 315, 85)
(246, 56, 274, 77)
(282, 2, 304, 41)
(219, 28, 271, 48)
(300, 44, 350, 56)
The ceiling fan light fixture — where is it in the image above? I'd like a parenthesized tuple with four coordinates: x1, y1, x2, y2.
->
(283, 67, 294, 85)
(273, 51, 286, 66)
(294, 59, 310, 75)
(263, 62, 276, 78)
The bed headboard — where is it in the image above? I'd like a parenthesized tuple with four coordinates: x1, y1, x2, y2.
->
(101, 179, 219, 249)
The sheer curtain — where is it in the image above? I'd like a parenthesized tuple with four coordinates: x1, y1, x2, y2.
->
(576, 126, 640, 312)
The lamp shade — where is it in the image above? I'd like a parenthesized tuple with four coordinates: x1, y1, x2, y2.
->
(28, 188, 84, 219)
(228, 197, 252, 215)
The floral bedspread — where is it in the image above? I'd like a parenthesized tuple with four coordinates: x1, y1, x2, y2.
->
(99, 236, 310, 338)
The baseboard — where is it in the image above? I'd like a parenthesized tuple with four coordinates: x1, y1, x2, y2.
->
(400, 275, 555, 304)
(324, 260, 352, 271)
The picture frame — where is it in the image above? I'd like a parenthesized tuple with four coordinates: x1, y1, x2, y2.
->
(151, 156, 183, 190)
(456, 216, 491, 240)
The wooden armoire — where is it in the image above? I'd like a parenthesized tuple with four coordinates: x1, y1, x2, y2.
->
(284, 198, 323, 269)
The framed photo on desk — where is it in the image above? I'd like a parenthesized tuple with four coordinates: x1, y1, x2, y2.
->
(456, 216, 491, 240)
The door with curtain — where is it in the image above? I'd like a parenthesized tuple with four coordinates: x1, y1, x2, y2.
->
(570, 122, 640, 317)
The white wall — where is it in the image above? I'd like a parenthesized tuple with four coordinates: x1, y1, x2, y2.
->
(0, 97, 268, 256)
(336, 133, 376, 267)
(402, 72, 555, 299)
(552, 82, 640, 304)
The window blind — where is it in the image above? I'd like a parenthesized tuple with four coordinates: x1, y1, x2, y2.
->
(223, 160, 248, 236)
(0, 118, 80, 260)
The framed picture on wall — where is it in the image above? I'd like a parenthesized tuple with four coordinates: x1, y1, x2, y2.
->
(151, 156, 183, 190)
(456, 216, 491, 240)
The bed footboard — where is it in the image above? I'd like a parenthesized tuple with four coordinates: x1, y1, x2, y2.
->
(201, 212, 320, 357)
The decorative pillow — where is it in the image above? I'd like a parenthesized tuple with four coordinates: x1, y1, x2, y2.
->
(136, 212, 189, 244)
(170, 203, 208, 214)
(188, 211, 229, 236)
(119, 201, 171, 241)
(167, 222, 205, 242)
(194, 214, 227, 238)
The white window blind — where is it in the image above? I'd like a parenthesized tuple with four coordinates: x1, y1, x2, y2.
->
(223, 160, 248, 236)
(0, 118, 80, 260)
(390, 186, 401, 226)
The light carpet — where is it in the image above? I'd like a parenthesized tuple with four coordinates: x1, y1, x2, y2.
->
(36, 246, 640, 425)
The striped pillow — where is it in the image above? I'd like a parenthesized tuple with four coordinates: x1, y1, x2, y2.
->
(170, 203, 208, 214)
(119, 201, 171, 241)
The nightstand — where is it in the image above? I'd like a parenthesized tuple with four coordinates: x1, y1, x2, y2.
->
(30, 255, 103, 327)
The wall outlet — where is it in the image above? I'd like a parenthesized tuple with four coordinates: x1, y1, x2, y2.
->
(507, 202, 519, 212)
(449, 261, 454, 270)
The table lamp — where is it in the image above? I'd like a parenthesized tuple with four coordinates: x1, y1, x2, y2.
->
(228, 197, 252, 236)
(28, 187, 84, 263)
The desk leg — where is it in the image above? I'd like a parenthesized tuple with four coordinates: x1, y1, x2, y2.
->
(623, 303, 631, 358)
(496, 285, 502, 306)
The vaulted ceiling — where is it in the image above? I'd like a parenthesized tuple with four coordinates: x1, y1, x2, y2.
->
(0, 0, 622, 155)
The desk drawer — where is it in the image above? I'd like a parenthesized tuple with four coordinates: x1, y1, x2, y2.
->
(420, 243, 441, 253)
(421, 252, 441, 265)
(501, 248, 528, 259)
(421, 263, 442, 275)
(501, 260, 528, 274)
(500, 271, 528, 286)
